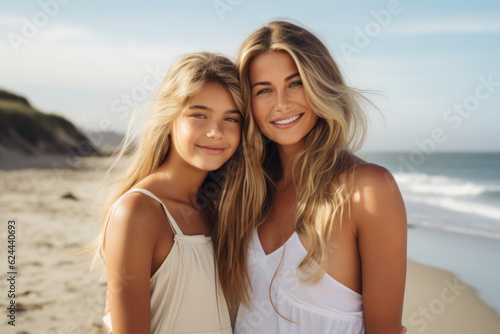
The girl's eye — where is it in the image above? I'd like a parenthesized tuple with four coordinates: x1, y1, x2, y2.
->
(191, 114, 206, 119)
(256, 88, 271, 96)
(289, 80, 303, 88)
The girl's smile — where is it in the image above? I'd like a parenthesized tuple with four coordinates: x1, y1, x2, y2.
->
(195, 144, 228, 155)
(170, 81, 242, 171)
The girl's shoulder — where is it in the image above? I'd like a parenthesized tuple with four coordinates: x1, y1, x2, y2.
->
(103, 191, 168, 274)
(112, 190, 166, 223)
(106, 189, 170, 244)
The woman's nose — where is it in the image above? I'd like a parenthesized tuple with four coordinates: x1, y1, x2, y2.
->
(275, 89, 291, 112)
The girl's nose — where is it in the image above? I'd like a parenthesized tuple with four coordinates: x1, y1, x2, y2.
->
(206, 123, 224, 139)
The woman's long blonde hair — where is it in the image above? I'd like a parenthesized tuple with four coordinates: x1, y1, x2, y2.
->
(84, 52, 247, 276)
(216, 20, 372, 309)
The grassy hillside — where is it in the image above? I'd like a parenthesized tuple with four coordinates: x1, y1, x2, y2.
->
(0, 89, 100, 156)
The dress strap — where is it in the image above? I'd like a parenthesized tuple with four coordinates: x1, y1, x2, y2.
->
(126, 188, 184, 235)
(100, 187, 184, 265)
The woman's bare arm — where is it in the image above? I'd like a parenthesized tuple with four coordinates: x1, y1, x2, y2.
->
(352, 164, 407, 334)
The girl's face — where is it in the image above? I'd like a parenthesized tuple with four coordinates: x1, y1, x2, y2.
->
(170, 81, 242, 171)
(249, 51, 318, 147)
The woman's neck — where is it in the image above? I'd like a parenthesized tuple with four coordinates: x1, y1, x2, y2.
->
(156, 151, 208, 206)
(276, 140, 304, 185)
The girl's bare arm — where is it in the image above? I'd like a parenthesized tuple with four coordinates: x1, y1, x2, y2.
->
(104, 194, 162, 334)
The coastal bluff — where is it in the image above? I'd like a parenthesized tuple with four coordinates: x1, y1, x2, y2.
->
(0, 89, 100, 156)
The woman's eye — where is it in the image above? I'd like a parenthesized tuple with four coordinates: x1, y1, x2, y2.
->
(289, 80, 303, 87)
(256, 88, 271, 95)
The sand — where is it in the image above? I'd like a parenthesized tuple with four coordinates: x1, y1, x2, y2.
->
(0, 156, 113, 333)
(403, 261, 500, 333)
(1, 155, 499, 333)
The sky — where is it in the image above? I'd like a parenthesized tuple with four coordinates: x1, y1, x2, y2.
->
(0, 0, 499, 152)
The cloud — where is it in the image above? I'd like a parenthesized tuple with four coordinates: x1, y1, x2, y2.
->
(386, 16, 500, 35)
(0, 24, 196, 90)
(0, 13, 22, 29)
(39, 26, 92, 42)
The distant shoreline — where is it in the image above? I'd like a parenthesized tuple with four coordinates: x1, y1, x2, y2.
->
(361, 150, 500, 155)
(0, 153, 114, 171)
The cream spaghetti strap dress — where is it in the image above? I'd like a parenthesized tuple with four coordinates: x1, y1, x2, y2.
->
(102, 188, 232, 334)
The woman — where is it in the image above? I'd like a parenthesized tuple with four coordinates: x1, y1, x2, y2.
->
(214, 21, 407, 333)
(91, 52, 249, 333)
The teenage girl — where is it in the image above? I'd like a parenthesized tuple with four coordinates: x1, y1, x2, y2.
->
(214, 21, 407, 334)
(91, 52, 247, 334)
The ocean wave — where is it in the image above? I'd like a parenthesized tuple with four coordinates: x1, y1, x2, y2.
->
(410, 220, 500, 240)
(394, 173, 500, 198)
(480, 190, 500, 199)
(404, 194, 500, 221)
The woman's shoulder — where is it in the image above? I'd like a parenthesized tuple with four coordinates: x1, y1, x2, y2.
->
(352, 159, 397, 189)
(337, 152, 396, 190)
(347, 158, 406, 230)
(334, 153, 395, 189)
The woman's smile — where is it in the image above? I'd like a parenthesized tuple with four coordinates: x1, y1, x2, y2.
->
(270, 113, 304, 128)
(250, 51, 318, 147)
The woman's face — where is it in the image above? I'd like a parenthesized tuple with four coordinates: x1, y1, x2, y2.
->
(249, 51, 318, 147)
(170, 81, 242, 171)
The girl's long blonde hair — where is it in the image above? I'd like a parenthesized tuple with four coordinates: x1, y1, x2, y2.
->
(83, 52, 246, 276)
(216, 20, 372, 309)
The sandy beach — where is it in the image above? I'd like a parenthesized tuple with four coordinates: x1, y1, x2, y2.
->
(1, 155, 499, 333)
(403, 261, 500, 333)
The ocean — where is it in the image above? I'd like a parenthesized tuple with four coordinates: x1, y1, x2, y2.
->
(364, 152, 500, 316)
(365, 152, 500, 238)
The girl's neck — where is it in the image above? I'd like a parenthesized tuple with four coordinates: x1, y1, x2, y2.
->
(156, 151, 208, 206)
(276, 140, 304, 185)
